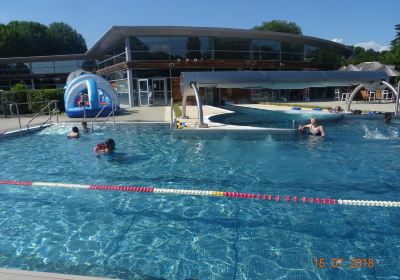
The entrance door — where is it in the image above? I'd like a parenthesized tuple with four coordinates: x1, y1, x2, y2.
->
(138, 79, 150, 106)
(152, 78, 167, 105)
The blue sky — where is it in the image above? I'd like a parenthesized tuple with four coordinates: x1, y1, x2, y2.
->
(1, 0, 399, 51)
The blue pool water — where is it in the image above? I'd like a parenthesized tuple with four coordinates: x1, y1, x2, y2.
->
(0, 108, 400, 279)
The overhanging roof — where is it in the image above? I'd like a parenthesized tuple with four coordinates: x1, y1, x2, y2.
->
(86, 26, 353, 57)
(180, 71, 389, 94)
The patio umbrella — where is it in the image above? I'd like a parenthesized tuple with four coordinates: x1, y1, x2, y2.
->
(337, 64, 360, 71)
(356, 62, 400, 77)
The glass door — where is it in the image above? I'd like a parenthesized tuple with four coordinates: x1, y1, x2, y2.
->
(152, 78, 167, 105)
(138, 79, 149, 106)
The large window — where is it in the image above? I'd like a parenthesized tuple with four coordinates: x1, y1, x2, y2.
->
(213, 37, 251, 60)
(54, 60, 80, 73)
(31, 62, 55, 74)
(304, 45, 320, 62)
(252, 39, 281, 60)
(130, 36, 212, 60)
(281, 42, 304, 61)
(131, 37, 169, 60)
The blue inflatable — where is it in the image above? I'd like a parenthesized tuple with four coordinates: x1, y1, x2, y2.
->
(64, 73, 120, 118)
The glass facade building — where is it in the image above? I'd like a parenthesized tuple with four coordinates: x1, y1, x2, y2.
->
(0, 26, 353, 105)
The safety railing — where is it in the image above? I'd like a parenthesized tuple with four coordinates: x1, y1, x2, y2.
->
(91, 100, 117, 131)
(27, 100, 59, 131)
(170, 98, 174, 130)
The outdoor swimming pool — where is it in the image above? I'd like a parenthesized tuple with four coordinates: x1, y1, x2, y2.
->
(0, 110, 399, 279)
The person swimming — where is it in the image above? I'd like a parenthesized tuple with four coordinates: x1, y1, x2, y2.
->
(299, 117, 325, 136)
(68, 126, 80, 138)
(94, 138, 116, 153)
(384, 112, 392, 124)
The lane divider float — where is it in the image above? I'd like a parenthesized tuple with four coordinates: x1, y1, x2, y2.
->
(0, 180, 399, 207)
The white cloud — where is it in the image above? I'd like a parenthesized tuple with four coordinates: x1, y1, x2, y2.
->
(331, 38, 343, 43)
(354, 41, 389, 52)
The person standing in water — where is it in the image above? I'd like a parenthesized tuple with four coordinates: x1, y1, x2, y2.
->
(299, 117, 325, 136)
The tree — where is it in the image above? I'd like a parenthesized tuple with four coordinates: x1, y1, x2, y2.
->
(390, 24, 400, 47)
(345, 46, 382, 65)
(47, 22, 87, 54)
(0, 21, 87, 57)
(252, 20, 302, 35)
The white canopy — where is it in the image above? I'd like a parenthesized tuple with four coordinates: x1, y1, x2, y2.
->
(180, 71, 389, 96)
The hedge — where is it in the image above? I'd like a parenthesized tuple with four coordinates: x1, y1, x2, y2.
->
(1, 89, 65, 115)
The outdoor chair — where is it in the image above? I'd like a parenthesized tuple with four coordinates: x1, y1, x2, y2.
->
(341, 92, 350, 101)
(368, 91, 376, 102)
(334, 89, 341, 101)
(381, 90, 392, 102)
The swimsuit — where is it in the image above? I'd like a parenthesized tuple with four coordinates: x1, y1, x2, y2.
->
(309, 125, 321, 136)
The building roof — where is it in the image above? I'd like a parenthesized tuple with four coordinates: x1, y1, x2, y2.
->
(86, 26, 353, 57)
(0, 54, 88, 64)
(180, 71, 388, 93)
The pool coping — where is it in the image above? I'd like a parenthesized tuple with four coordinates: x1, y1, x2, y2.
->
(0, 268, 114, 280)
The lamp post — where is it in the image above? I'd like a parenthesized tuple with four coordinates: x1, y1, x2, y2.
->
(169, 62, 174, 104)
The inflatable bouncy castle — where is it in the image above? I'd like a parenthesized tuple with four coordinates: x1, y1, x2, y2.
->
(64, 71, 120, 118)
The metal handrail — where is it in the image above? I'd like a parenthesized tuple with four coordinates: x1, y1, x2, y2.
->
(98, 103, 117, 129)
(170, 98, 174, 130)
(27, 100, 58, 131)
(91, 100, 117, 130)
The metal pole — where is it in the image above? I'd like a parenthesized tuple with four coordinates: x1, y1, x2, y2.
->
(16, 103, 21, 133)
(55, 100, 59, 123)
(189, 82, 208, 128)
(170, 98, 174, 130)
(112, 100, 115, 125)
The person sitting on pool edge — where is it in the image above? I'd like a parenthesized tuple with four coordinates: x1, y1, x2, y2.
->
(68, 126, 80, 138)
(299, 117, 325, 136)
(94, 138, 116, 153)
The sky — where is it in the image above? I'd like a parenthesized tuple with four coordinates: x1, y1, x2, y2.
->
(1, 0, 399, 51)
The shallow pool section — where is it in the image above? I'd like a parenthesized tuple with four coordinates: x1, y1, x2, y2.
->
(209, 105, 344, 128)
(0, 119, 399, 279)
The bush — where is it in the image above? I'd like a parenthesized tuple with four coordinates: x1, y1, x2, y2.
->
(4, 88, 65, 114)
(28, 88, 65, 112)
(173, 102, 182, 118)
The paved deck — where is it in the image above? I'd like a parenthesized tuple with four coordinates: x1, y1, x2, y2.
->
(0, 268, 113, 280)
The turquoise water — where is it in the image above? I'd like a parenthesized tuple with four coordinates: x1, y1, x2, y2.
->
(0, 109, 399, 279)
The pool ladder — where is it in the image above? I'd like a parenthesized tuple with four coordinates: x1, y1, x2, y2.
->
(91, 100, 117, 131)
(26, 100, 59, 132)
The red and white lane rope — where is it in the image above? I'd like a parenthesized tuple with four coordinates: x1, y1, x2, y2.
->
(0, 180, 399, 207)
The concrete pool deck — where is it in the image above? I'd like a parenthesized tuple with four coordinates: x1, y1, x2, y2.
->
(0, 268, 113, 280)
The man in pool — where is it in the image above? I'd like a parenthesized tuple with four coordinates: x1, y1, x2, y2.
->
(94, 138, 116, 153)
(299, 117, 325, 136)
(68, 126, 80, 138)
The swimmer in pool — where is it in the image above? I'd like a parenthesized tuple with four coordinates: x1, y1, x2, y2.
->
(299, 117, 325, 136)
(68, 126, 80, 138)
(94, 138, 116, 153)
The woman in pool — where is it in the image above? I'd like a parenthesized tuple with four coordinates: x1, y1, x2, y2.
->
(94, 138, 116, 153)
(299, 117, 325, 136)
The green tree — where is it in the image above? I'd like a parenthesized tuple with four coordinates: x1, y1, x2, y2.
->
(345, 46, 382, 65)
(390, 24, 400, 47)
(252, 20, 302, 35)
(0, 21, 87, 57)
(47, 22, 87, 54)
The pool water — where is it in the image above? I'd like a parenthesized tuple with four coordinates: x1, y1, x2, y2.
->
(209, 105, 344, 128)
(0, 109, 399, 279)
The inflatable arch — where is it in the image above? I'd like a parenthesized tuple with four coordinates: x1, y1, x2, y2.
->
(64, 73, 120, 118)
